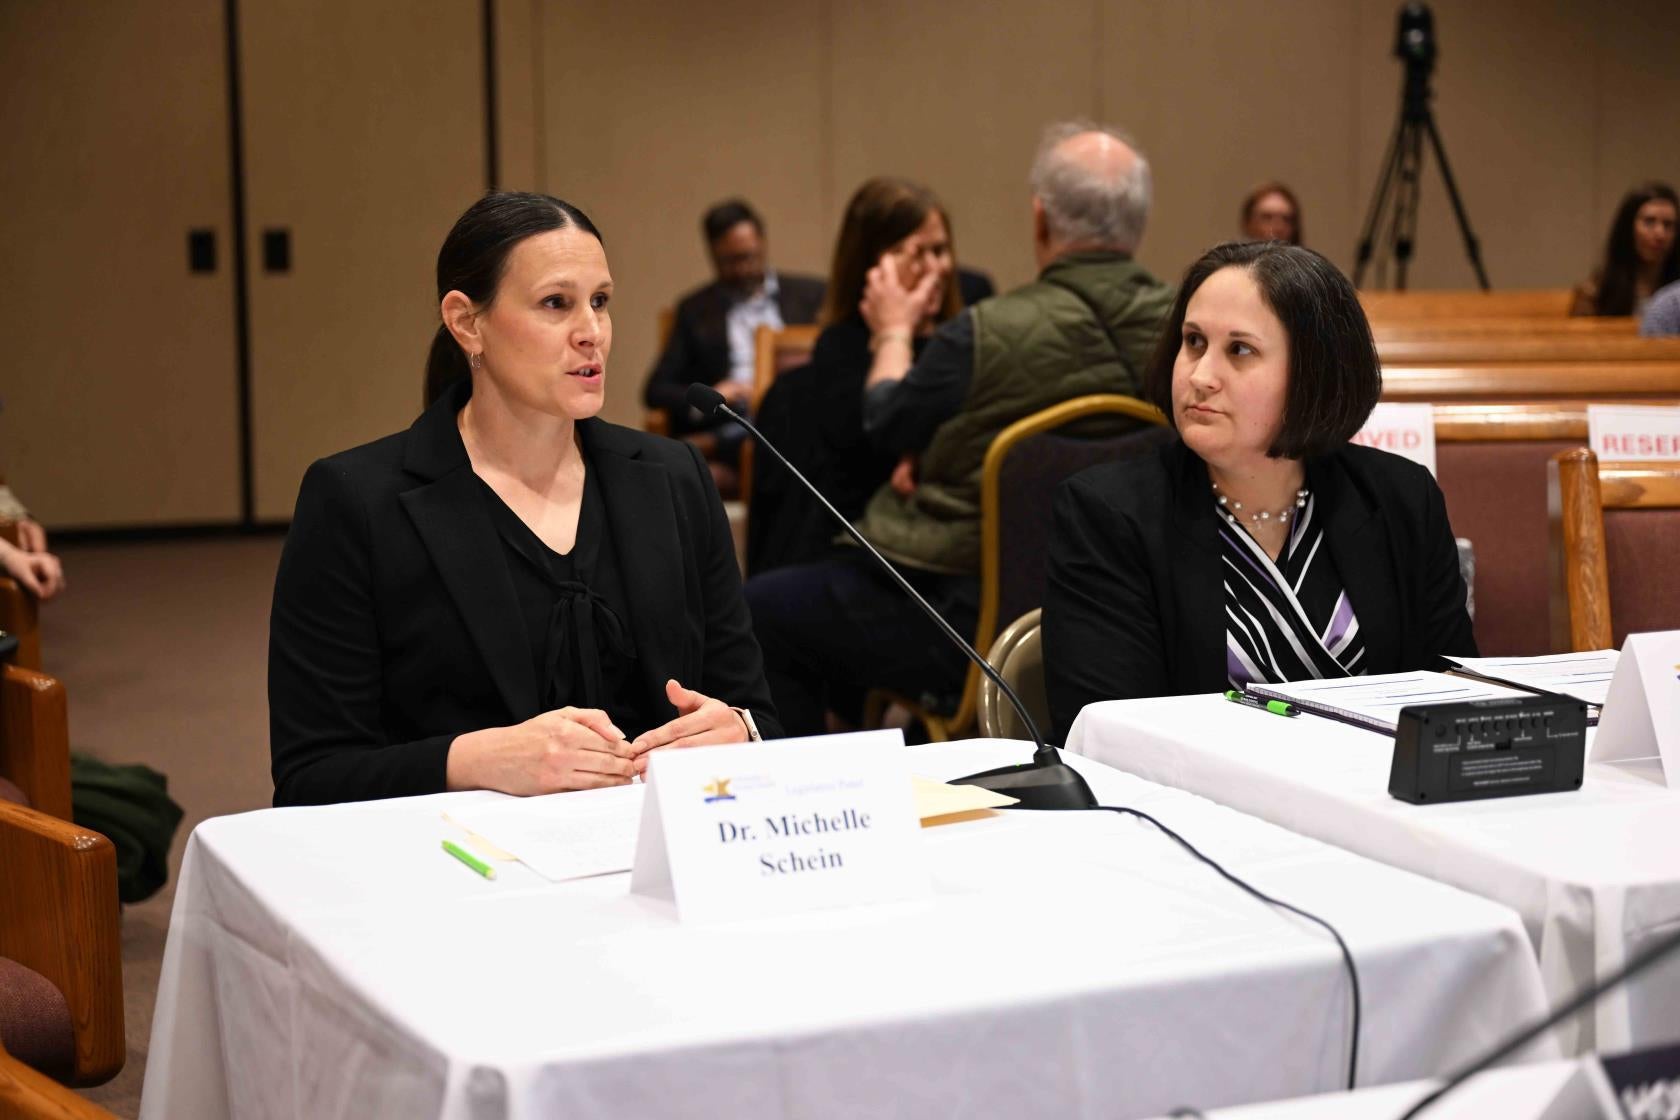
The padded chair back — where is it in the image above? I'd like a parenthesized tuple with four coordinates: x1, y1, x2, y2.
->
(0, 799, 123, 1086)
(863, 394, 1167, 742)
(992, 402, 1173, 646)
(979, 609, 1047, 742)
(1549, 450, 1680, 650)
(1432, 405, 1590, 654)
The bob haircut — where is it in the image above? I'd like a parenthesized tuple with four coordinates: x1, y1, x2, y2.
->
(1144, 241, 1381, 461)
(819, 177, 961, 328)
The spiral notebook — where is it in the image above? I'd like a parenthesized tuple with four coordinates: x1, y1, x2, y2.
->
(1247, 671, 1534, 734)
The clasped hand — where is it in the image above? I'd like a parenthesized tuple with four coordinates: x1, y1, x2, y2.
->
(450, 679, 749, 795)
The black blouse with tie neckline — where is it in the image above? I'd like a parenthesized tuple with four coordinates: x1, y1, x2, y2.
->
(476, 462, 659, 734)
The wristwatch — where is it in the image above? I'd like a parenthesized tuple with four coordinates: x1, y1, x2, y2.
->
(731, 706, 763, 742)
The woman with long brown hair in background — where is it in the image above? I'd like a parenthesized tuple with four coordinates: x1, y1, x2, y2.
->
(746, 176, 962, 573)
(1571, 182, 1679, 316)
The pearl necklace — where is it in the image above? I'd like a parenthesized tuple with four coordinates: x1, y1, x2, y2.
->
(1212, 481, 1309, 527)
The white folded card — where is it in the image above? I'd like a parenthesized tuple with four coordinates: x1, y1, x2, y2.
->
(630, 730, 930, 923)
(1351, 402, 1437, 474)
(1592, 630, 1680, 786)
(1587, 404, 1680, 461)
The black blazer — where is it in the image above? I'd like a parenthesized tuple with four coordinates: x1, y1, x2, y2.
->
(643, 273, 826, 429)
(269, 379, 780, 807)
(1043, 439, 1476, 743)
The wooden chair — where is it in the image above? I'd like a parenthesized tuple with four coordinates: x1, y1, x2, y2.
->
(0, 578, 41, 672)
(978, 608, 1047, 741)
(1548, 449, 1680, 651)
(1370, 316, 1637, 340)
(1377, 334, 1680, 366)
(1360, 288, 1574, 320)
(867, 394, 1167, 742)
(737, 323, 822, 505)
(0, 798, 123, 1091)
(1382, 362, 1680, 403)
(0, 1042, 119, 1118)
(0, 666, 73, 822)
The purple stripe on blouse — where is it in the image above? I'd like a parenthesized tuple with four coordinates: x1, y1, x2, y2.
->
(1219, 526, 1279, 590)
(1227, 644, 1253, 687)
(1323, 591, 1356, 648)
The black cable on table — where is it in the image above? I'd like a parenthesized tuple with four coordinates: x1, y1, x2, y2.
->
(1093, 805, 1363, 1092)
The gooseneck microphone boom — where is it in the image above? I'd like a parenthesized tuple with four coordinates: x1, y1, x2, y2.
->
(686, 383, 1096, 811)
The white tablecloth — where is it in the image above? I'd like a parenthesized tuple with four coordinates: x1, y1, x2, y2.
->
(1151, 1058, 1598, 1119)
(140, 740, 1552, 1120)
(1067, 695, 1680, 1055)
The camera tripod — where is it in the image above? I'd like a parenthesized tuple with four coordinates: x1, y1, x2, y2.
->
(1353, 4, 1489, 290)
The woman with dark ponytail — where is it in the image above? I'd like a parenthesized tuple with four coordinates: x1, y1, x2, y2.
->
(269, 191, 779, 807)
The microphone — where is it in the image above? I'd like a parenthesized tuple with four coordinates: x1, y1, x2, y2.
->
(688, 382, 1096, 811)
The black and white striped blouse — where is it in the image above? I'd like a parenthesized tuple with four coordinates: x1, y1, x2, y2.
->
(1221, 493, 1367, 690)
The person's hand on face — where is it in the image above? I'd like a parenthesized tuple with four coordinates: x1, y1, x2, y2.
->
(0, 538, 64, 600)
(629, 679, 751, 774)
(470, 707, 637, 795)
(860, 254, 939, 338)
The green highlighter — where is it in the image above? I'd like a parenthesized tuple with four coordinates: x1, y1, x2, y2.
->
(1224, 689, 1298, 718)
(441, 839, 497, 880)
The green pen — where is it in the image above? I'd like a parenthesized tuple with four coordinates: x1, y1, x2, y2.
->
(1224, 689, 1298, 718)
(441, 839, 497, 880)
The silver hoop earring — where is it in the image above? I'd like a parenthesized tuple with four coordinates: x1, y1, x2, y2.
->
(469, 352, 483, 370)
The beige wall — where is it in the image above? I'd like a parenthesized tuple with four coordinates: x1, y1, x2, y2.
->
(506, 0, 1680, 431)
(6, 1, 1679, 526)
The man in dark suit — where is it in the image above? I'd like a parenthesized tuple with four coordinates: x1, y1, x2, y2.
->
(642, 200, 825, 461)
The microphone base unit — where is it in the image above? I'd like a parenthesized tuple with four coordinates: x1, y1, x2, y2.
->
(951, 757, 1099, 811)
(1387, 693, 1587, 805)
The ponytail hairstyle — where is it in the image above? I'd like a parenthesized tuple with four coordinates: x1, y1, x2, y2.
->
(424, 191, 604, 406)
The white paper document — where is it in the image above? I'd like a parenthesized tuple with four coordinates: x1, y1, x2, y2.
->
(1249, 670, 1534, 733)
(1447, 651, 1620, 707)
(446, 784, 645, 882)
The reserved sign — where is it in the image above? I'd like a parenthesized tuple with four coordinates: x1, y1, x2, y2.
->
(629, 730, 929, 923)
(1351, 402, 1437, 474)
(1588, 405, 1680, 461)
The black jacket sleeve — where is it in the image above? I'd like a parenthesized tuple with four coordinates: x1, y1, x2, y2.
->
(269, 460, 454, 807)
(1418, 467, 1479, 662)
(681, 440, 782, 739)
(1042, 469, 1171, 744)
(861, 308, 975, 455)
(644, 307, 707, 414)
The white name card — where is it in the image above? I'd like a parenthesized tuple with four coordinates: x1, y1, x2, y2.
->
(1588, 404, 1680, 461)
(630, 730, 929, 923)
(1592, 630, 1680, 787)
(1351, 402, 1437, 474)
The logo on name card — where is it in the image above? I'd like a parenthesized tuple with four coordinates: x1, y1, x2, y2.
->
(702, 779, 735, 803)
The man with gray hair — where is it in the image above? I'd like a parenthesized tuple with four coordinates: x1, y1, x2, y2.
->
(744, 121, 1175, 736)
